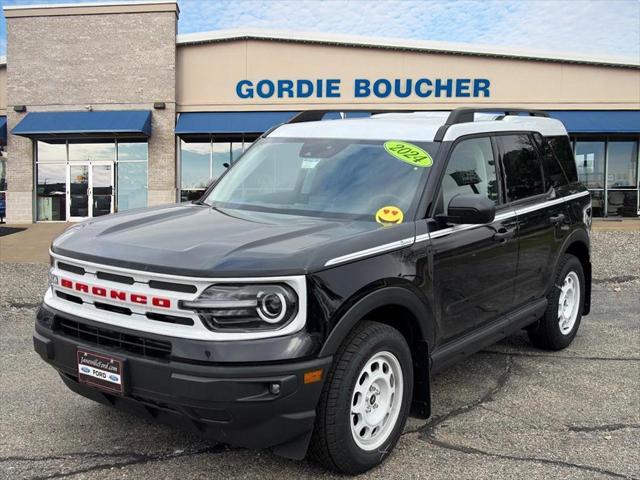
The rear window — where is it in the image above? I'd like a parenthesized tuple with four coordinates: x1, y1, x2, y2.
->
(547, 135, 579, 183)
(500, 134, 545, 201)
(532, 132, 569, 189)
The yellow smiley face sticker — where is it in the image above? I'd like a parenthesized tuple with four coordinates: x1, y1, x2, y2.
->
(375, 206, 404, 225)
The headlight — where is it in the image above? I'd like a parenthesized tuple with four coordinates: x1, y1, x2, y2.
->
(49, 269, 59, 286)
(180, 283, 298, 331)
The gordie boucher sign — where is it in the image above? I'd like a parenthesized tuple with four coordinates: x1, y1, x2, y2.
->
(236, 78, 491, 99)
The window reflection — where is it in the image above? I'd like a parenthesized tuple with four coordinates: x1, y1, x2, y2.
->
(0, 157, 7, 191)
(118, 141, 148, 161)
(501, 135, 544, 201)
(117, 162, 147, 211)
(36, 164, 67, 221)
(441, 137, 498, 214)
(575, 141, 605, 189)
(181, 140, 210, 191)
(607, 142, 637, 188)
(607, 190, 638, 217)
(212, 142, 231, 179)
(37, 141, 66, 163)
(69, 141, 115, 162)
(231, 143, 244, 162)
(180, 138, 256, 201)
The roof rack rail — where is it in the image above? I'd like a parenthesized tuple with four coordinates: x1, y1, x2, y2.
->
(286, 109, 416, 124)
(434, 107, 550, 141)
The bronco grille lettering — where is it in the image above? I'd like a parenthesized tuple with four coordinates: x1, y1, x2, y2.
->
(59, 278, 171, 309)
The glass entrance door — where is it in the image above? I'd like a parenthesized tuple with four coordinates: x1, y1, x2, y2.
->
(68, 164, 89, 221)
(66, 163, 114, 221)
(91, 163, 114, 217)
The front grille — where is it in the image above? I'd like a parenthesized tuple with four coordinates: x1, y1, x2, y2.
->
(96, 271, 134, 285)
(55, 317, 172, 361)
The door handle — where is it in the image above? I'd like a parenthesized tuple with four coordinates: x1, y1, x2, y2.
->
(549, 213, 566, 225)
(493, 227, 515, 242)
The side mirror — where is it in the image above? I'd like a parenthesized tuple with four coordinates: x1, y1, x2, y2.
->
(441, 194, 495, 225)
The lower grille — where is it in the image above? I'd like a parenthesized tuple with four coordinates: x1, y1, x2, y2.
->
(54, 317, 172, 361)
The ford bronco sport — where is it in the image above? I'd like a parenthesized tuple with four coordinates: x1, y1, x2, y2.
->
(35, 108, 591, 474)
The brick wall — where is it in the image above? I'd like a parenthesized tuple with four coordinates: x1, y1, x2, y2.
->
(5, 9, 177, 223)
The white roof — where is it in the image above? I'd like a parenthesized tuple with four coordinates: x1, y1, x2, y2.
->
(177, 28, 640, 69)
(3, 0, 177, 10)
(269, 112, 568, 142)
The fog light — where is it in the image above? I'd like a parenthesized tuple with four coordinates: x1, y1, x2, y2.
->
(269, 383, 281, 395)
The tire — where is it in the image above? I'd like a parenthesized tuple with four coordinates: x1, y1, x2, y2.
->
(309, 321, 413, 475)
(528, 254, 585, 350)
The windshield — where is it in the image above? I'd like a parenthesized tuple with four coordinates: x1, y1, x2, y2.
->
(205, 137, 438, 222)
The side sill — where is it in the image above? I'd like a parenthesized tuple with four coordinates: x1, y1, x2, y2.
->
(430, 298, 547, 374)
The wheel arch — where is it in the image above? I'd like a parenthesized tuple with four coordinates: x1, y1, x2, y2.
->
(555, 229, 592, 316)
(318, 286, 433, 418)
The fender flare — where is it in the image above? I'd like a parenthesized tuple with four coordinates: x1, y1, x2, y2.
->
(550, 228, 592, 314)
(318, 286, 434, 357)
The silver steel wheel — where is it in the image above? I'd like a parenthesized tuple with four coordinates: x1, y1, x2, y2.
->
(350, 351, 404, 451)
(558, 271, 580, 335)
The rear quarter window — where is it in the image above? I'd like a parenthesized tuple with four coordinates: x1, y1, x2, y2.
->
(547, 135, 579, 184)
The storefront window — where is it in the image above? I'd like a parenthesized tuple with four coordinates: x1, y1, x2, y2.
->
(607, 141, 638, 217)
(36, 164, 67, 221)
(231, 142, 244, 162)
(571, 137, 639, 218)
(117, 161, 147, 211)
(180, 137, 257, 202)
(0, 155, 7, 191)
(1, 149, 7, 222)
(212, 142, 231, 179)
(607, 142, 637, 188)
(118, 141, 148, 161)
(35, 139, 148, 220)
(69, 141, 115, 162)
(575, 141, 605, 189)
(37, 141, 66, 163)
(181, 140, 210, 202)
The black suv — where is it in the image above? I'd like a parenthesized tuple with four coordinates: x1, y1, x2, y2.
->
(35, 108, 591, 474)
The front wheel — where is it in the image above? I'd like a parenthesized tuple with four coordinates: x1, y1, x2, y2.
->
(309, 321, 413, 474)
(528, 254, 585, 350)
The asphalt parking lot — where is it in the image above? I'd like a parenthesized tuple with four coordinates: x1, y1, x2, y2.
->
(1, 230, 638, 480)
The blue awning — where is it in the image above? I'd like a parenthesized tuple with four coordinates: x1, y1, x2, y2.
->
(0, 116, 6, 146)
(175, 111, 299, 137)
(548, 110, 640, 134)
(12, 110, 152, 139)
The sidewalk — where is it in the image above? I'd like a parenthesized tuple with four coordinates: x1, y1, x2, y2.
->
(1, 218, 638, 264)
(0, 223, 68, 264)
(592, 218, 640, 232)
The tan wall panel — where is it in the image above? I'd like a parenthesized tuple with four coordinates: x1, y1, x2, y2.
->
(0, 66, 6, 115)
(177, 39, 640, 111)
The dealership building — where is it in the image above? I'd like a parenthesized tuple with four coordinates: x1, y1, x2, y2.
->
(0, 0, 639, 223)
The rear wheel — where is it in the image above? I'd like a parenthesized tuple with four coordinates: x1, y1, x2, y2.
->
(528, 254, 585, 350)
(309, 321, 413, 474)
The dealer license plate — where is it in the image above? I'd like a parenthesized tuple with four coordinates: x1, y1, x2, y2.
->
(77, 349, 125, 395)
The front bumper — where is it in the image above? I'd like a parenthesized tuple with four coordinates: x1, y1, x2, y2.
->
(34, 305, 332, 458)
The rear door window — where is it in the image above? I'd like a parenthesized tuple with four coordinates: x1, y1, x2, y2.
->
(500, 134, 545, 202)
(547, 136, 579, 183)
(532, 132, 569, 190)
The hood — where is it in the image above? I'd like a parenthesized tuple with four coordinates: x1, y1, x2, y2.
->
(51, 203, 416, 277)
